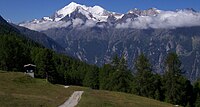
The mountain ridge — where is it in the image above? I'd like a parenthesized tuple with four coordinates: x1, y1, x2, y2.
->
(12, 24, 66, 53)
(19, 2, 200, 31)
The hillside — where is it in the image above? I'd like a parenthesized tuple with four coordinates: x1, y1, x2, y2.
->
(0, 15, 95, 85)
(0, 71, 74, 107)
(0, 72, 173, 107)
(77, 89, 173, 107)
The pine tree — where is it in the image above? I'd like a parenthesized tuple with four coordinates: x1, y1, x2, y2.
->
(31, 48, 46, 78)
(108, 55, 132, 92)
(163, 52, 192, 106)
(99, 64, 113, 90)
(194, 81, 200, 107)
(112, 54, 120, 68)
(83, 66, 99, 89)
(45, 49, 58, 84)
(163, 53, 181, 104)
(154, 74, 165, 101)
(133, 53, 156, 98)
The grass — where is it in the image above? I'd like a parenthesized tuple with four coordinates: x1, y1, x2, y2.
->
(0, 71, 173, 107)
(0, 71, 77, 107)
(77, 88, 174, 107)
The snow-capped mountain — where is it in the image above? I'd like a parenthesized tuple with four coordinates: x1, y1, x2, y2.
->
(52, 2, 112, 22)
(19, 2, 200, 31)
(128, 8, 161, 16)
(17, 2, 200, 81)
(19, 2, 122, 31)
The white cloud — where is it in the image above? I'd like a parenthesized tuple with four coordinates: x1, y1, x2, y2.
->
(116, 10, 200, 29)
(97, 24, 104, 28)
(72, 18, 84, 27)
(84, 20, 96, 27)
(19, 21, 71, 31)
(20, 10, 200, 31)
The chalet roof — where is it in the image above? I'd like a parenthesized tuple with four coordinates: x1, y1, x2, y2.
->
(24, 64, 36, 67)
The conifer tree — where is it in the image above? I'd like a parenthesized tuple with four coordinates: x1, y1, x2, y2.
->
(83, 66, 99, 89)
(99, 64, 113, 90)
(163, 53, 192, 106)
(44, 49, 57, 84)
(133, 53, 156, 98)
(193, 81, 200, 107)
(108, 55, 132, 92)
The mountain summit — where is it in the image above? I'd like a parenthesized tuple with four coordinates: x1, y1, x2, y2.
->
(19, 2, 200, 31)
(19, 2, 122, 31)
(52, 2, 112, 22)
(128, 8, 161, 16)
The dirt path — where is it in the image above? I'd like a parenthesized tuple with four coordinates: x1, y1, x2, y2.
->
(59, 91, 84, 107)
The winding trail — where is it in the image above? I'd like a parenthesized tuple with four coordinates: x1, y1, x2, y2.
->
(59, 91, 84, 107)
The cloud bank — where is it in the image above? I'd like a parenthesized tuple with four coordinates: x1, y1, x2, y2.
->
(19, 21, 71, 31)
(20, 10, 200, 31)
(116, 10, 200, 29)
(19, 18, 99, 31)
(72, 18, 84, 27)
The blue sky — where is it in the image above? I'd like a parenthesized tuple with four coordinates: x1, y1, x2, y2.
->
(0, 0, 199, 23)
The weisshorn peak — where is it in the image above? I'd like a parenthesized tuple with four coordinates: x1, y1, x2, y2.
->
(19, 2, 122, 31)
(53, 2, 112, 21)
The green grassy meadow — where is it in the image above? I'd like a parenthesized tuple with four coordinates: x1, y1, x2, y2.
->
(0, 71, 173, 107)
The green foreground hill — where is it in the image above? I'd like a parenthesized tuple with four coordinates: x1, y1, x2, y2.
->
(0, 71, 173, 107)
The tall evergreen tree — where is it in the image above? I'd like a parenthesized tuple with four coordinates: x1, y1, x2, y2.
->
(163, 52, 192, 106)
(193, 81, 200, 107)
(153, 74, 165, 101)
(163, 53, 182, 104)
(44, 49, 57, 84)
(111, 54, 120, 68)
(108, 55, 132, 92)
(31, 48, 46, 78)
(83, 66, 99, 89)
(99, 64, 114, 90)
(133, 53, 156, 98)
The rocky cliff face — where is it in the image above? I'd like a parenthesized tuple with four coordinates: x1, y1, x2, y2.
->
(41, 26, 200, 81)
